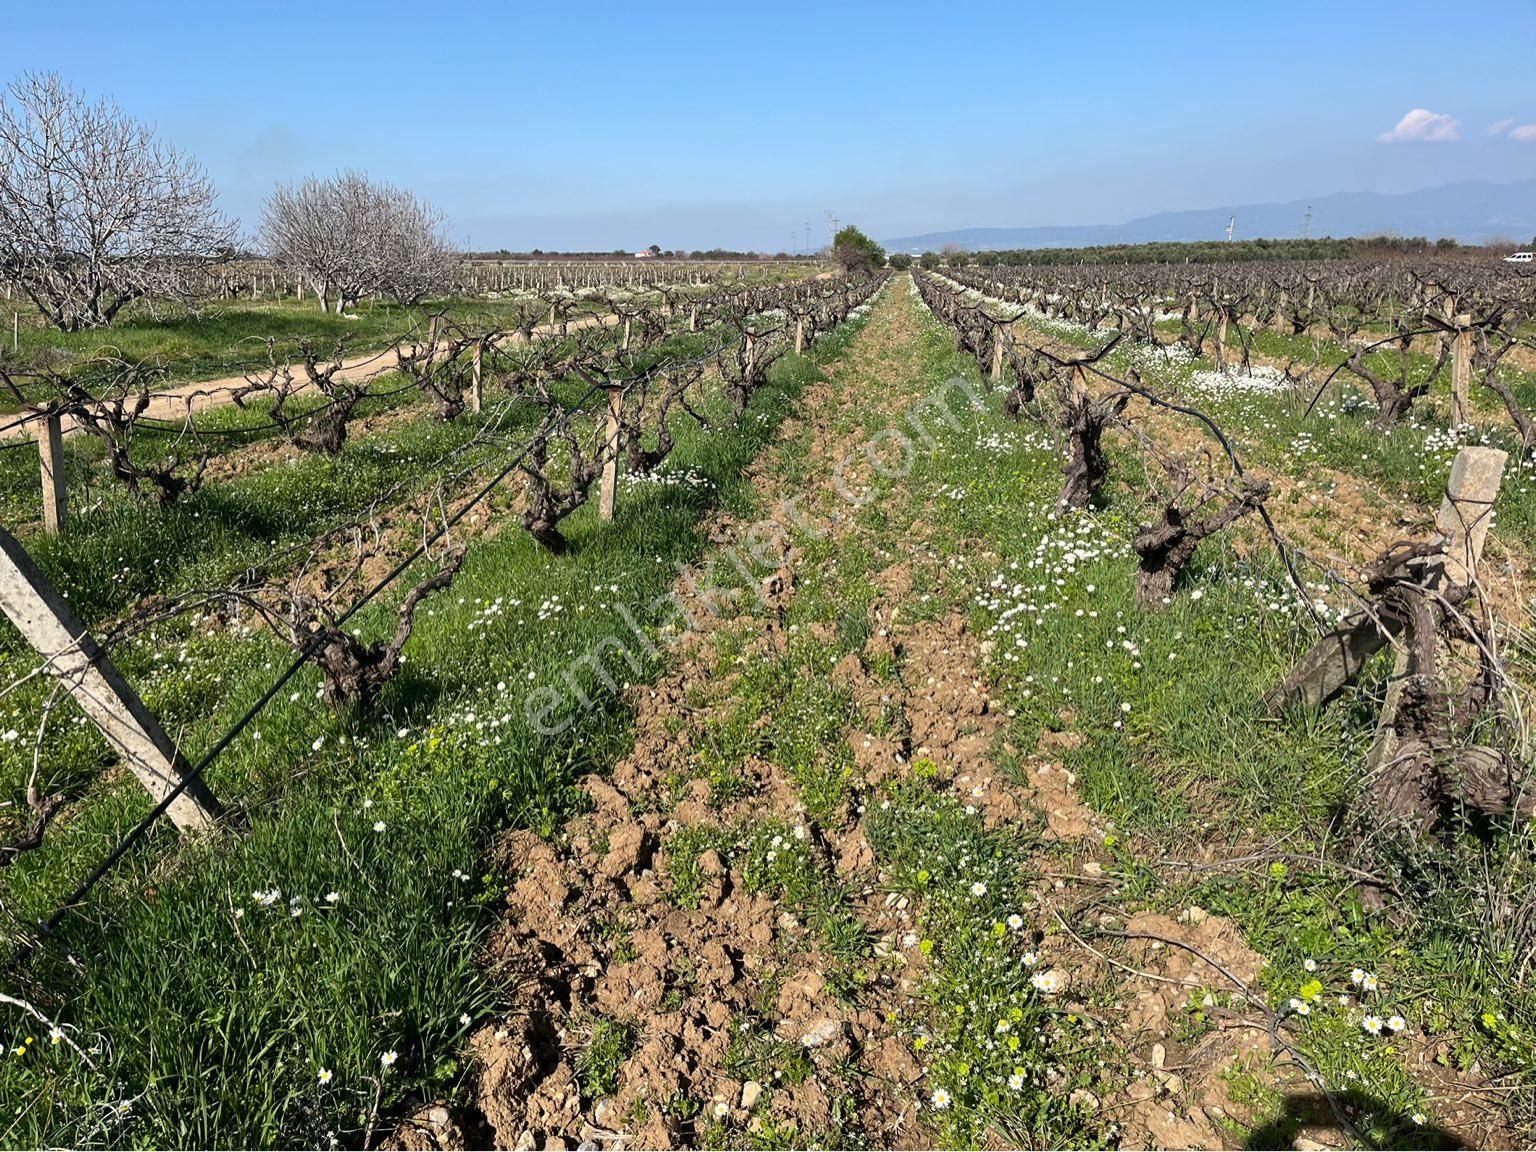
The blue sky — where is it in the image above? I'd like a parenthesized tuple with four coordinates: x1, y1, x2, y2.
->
(7, 0, 1536, 250)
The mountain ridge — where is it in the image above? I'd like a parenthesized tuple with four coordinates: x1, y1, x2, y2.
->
(883, 178, 1536, 251)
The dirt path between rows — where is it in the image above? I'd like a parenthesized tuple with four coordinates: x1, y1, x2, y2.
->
(2, 311, 621, 443)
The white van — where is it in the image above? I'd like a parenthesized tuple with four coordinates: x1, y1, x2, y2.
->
(1504, 251, 1533, 263)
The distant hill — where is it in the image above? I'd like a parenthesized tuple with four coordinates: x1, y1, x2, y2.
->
(883, 179, 1536, 252)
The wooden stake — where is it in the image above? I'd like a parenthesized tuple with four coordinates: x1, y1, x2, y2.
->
(0, 527, 221, 830)
(599, 386, 623, 522)
(38, 413, 66, 534)
(1451, 313, 1472, 429)
(470, 339, 484, 414)
(795, 317, 804, 356)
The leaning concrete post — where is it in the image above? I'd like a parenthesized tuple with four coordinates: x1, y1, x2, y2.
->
(599, 386, 623, 522)
(1267, 446, 1507, 720)
(990, 322, 1005, 382)
(1368, 445, 1506, 773)
(1437, 444, 1506, 588)
(38, 413, 66, 535)
(0, 527, 221, 830)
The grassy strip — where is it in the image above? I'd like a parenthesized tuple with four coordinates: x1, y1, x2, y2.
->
(1022, 299, 1536, 551)
(915, 290, 1529, 1148)
(1, 293, 622, 405)
(851, 282, 1530, 1145)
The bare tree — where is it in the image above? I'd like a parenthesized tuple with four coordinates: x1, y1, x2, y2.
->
(0, 72, 236, 331)
(261, 171, 454, 314)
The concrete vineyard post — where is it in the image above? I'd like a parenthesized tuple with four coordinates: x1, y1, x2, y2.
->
(1367, 445, 1505, 773)
(1451, 314, 1472, 430)
(1268, 446, 1507, 717)
(599, 386, 623, 522)
(0, 527, 221, 830)
(39, 413, 66, 535)
(795, 316, 804, 355)
(990, 322, 1004, 382)
(622, 316, 632, 353)
(1436, 444, 1506, 588)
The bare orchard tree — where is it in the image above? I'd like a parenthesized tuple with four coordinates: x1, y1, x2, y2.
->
(0, 72, 236, 331)
(261, 171, 454, 314)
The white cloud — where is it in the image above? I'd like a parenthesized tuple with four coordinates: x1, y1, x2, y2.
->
(1378, 108, 1461, 143)
(1488, 117, 1516, 135)
(1510, 124, 1536, 142)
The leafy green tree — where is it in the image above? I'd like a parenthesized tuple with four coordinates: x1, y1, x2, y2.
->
(918, 251, 941, 270)
(832, 225, 885, 276)
(889, 253, 913, 270)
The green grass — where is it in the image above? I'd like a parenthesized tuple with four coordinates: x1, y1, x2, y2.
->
(865, 778, 1106, 1150)
(1045, 300, 1536, 551)
(576, 1017, 637, 1100)
(1, 291, 622, 407)
(829, 279, 1534, 1145)
(8, 274, 1533, 1149)
(0, 307, 870, 1146)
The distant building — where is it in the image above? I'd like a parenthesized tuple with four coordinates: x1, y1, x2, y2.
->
(633, 250, 655, 259)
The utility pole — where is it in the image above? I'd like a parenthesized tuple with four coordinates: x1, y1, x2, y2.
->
(1303, 205, 1312, 240)
(1225, 214, 1236, 242)
(825, 210, 839, 254)
(804, 221, 811, 256)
